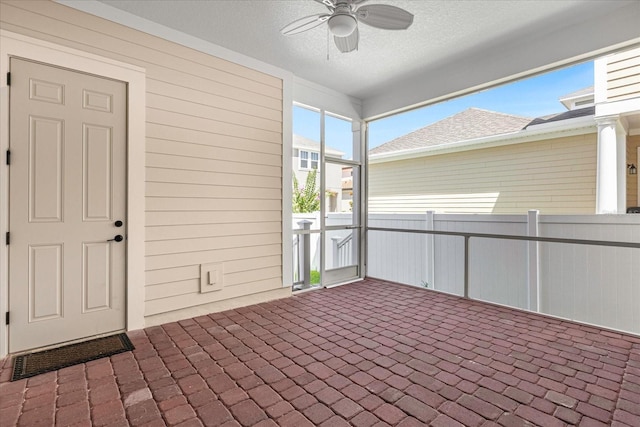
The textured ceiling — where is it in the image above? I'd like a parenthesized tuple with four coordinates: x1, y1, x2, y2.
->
(92, 1, 639, 116)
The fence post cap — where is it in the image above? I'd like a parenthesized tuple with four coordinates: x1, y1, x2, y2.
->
(297, 219, 313, 228)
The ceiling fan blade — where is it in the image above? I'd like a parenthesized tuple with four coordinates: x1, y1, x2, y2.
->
(356, 4, 414, 30)
(312, 0, 336, 10)
(334, 27, 359, 53)
(281, 14, 331, 35)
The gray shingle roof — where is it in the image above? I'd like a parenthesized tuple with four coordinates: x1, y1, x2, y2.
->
(370, 108, 532, 155)
(525, 106, 595, 127)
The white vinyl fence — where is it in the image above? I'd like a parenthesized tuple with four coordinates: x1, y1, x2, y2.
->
(292, 213, 355, 286)
(367, 212, 640, 335)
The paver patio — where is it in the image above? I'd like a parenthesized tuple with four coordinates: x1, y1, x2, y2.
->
(1, 278, 639, 426)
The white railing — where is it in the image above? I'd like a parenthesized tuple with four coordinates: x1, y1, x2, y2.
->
(292, 233, 300, 284)
(292, 229, 314, 289)
(292, 213, 356, 287)
(368, 211, 640, 335)
(332, 233, 353, 268)
(292, 217, 317, 288)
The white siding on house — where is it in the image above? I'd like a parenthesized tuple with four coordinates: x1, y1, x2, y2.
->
(0, 0, 287, 322)
(369, 134, 597, 214)
(606, 47, 640, 102)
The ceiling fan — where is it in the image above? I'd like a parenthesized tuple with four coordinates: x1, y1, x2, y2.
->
(281, 0, 414, 53)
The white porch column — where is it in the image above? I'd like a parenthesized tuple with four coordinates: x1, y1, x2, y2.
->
(616, 126, 627, 213)
(595, 116, 624, 214)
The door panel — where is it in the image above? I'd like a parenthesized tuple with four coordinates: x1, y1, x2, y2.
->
(29, 244, 63, 321)
(29, 78, 64, 104)
(83, 124, 113, 221)
(83, 242, 111, 312)
(29, 116, 64, 222)
(9, 58, 127, 352)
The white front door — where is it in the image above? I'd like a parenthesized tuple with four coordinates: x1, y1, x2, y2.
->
(8, 58, 127, 353)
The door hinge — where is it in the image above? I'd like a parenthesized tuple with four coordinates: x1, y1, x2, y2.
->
(5, 232, 9, 245)
(6, 150, 10, 165)
(5, 312, 8, 326)
(6, 72, 10, 86)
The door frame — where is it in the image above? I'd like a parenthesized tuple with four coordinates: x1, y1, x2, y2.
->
(291, 103, 365, 289)
(0, 30, 146, 358)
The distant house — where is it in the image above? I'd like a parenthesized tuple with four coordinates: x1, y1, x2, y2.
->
(369, 81, 640, 214)
(341, 167, 354, 212)
(293, 135, 345, 212)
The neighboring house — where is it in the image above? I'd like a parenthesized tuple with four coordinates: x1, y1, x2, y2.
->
(341, 167, 354, 212)
(369, 106, 600, 214)
(369, 49, 640, 215)
(293, 134, 345, 212)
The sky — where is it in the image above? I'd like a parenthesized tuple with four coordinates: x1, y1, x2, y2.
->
(293, 60, 594, 156)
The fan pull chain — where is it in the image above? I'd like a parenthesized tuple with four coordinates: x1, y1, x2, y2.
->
(326, 26, 330, 61)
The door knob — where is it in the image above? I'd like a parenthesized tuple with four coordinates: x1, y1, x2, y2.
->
(114, 220, 123, 227)
(108, 235, 124, 242)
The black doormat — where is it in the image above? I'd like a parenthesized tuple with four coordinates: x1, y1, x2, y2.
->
(11, 333, 134, 381)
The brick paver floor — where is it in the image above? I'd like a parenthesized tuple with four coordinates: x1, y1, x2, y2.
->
(1, 278, 639, 426)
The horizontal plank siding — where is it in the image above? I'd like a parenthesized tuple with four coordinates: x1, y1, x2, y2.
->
(146, 255, 281, 286)
(146, 245, 282, 271)
(145, 278, 283, 316)
(145, 222, 282, 241)
(146, 79, 282, 121)
(607, 83, 640, 99)
(146, 153, 281, 177)
(146, 266, 282, 301)
(606, 47, 640, 101)
(146, 168, 282, 189)
(147, 109, 281, 144)
(145, 210, 283, 226)
(146, 125, 282, 155)
(146, 139, 281, 166)
(0, 0, 285, 319)
(369, 134, 597, 214)
(145, 234, 282, 256)
(145, 182, 282, 200)
(144, 67, 282, 110)
(147, 93, 282, 133)
(145, 198, 282, 212)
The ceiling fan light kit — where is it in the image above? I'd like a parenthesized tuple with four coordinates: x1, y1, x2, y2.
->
(281, 0, 414, 53)
(328, 14, 357, 37)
